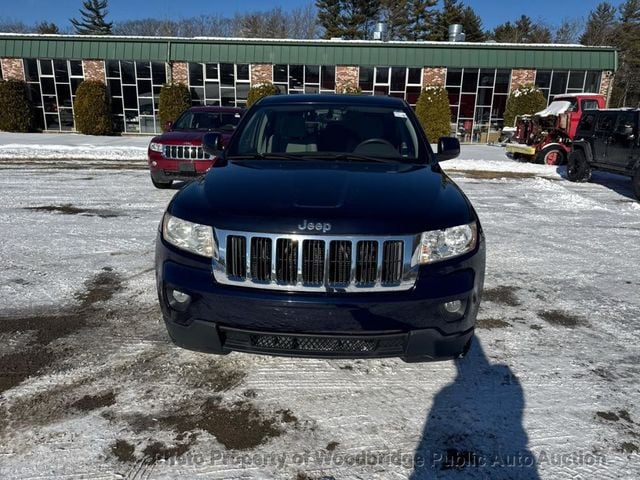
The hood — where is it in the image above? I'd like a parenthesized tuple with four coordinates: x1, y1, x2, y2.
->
(152, 129, 234, 145)
(170, 160, 474, 236)
(535, 100, 572, 118)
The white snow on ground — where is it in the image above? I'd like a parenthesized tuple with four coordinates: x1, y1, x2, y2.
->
(0, 132, 151, 161)
(0, 142, 638, 480)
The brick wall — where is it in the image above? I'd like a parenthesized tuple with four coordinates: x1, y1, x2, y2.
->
(82, 60, 105, 82)
(0, 58, 25, 80)
(510, 69, 536, 90)
(171, 62, 189, 84)
(336, 65, 358, 92)
(250, 64, 273, 85)
(599, 71, 614, 107)
(422, 67, 446, 86)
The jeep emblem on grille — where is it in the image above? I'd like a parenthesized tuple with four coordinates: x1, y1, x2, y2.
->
(298, 219, 332, 233)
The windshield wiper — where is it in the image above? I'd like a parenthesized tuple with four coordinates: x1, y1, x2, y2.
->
(227, 153, 306, 161)
(313, 153, 403, 164)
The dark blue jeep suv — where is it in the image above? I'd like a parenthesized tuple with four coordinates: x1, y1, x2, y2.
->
(155, 95, 485, 362)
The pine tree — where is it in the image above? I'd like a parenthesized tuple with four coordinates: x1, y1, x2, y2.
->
(316, 0, 343, 39)
(610, 0, 640, 106)
(490, 15, 551, 43)
(341, 0, 382, 40)
(460, 6, 485, 42)
(428, 0, 484, 42)
(380, 0, 410, 40)
(407, 0, 438, 41)
(580, 2, 616, 45)
(70, 0, 113, 35)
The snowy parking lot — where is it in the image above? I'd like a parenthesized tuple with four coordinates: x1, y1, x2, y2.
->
(0, 137, 638, 479)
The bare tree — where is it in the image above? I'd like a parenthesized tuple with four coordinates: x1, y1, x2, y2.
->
(0, 18, 32, 33)
(553, 18, 583, 43)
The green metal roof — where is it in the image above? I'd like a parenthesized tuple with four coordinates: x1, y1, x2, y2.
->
(0, 34, 618, 71)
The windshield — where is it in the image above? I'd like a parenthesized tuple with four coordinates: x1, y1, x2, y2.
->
(174, 111, 241, 131)
(228, 103, 422, 161)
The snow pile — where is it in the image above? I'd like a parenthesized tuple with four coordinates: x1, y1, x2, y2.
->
(0, 132, 152, 161)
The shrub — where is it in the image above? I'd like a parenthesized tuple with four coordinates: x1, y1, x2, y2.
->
(415, 85, 452, 142)
(159, 83, 191, 131)
(74, 80, 112, 135)
(0, 80, 33, 132)
(247, 82, 279, 107)
(503, 84, 547, 127)
(337, 85, 362, 94)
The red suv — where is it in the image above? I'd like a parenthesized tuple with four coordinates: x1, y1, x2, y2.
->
(148, 106, 243, 188)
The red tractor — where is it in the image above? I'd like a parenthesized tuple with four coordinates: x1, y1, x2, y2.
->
(506, 93, 606, 165)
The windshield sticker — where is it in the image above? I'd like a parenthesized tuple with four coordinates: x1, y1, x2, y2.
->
(394, 111, 408, 118)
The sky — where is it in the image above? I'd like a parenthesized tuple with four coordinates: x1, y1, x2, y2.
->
(0, 0, 627, 30)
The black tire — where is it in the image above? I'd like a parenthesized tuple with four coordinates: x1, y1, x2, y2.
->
(151, 176, 173, 189)
(566, 150, 591, 182)
(633, 168, 640, 200)
(537, 145, 566, 166)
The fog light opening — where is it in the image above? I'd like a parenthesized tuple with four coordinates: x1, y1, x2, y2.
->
(444, 300, 463, 314)
(172, 290, 191, 304)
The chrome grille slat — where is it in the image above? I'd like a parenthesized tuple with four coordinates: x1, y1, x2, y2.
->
(250, 237, 272, 282)
(163, 144, 210, 160)
(355, 240, 378, 284)
(213, 229, 419, 292)
(302, 240, 325, 285)
(381, 240, 404, 284)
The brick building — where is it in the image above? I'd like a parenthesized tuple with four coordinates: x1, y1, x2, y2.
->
(0, 34, 617, 142)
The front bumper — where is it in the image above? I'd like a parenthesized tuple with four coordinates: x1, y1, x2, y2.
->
(506, 143, 536, 156)
(156, 234, 485, 362)
(148, 150, 213, 182)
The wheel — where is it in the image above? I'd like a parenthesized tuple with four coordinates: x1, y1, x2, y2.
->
(633, 168, 640, 200)
(537, 145, 566, 166)
(566, 150, 591, 183)
(151, 176, 173, 189)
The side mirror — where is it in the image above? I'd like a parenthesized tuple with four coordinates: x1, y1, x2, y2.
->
(202, 132, 224, 157)
(436, 136, 460, 162)
(164, 121, 173, 132)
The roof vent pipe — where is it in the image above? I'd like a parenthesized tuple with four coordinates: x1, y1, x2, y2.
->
(448, 24, 465, 42)
(373, 22, 387, 41)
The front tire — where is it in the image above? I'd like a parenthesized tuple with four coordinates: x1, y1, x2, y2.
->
(151, 176, 173, 189)
(633, 168, 640, 200)
(566, 150, 591, 182)
(537, 145, 566, 166)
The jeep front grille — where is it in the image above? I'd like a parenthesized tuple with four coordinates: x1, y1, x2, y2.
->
(163, 145, 210, 160)
(213, 229, 418, 292)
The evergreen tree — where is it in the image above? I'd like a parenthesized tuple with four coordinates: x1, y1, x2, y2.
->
(610, 0, 640, 106)
(490, 15, 551, 43)
(70, 0, 113, 35)
(580, 2, 616, 45)
(429, 0, 484, 42)
(380, 0, 411, 40)
(316, 0, 343, 39)
(341, 0, 381, 39)
(407, 0, 438, 41)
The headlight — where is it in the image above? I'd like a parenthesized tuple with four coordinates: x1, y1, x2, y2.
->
(413, 222, 477, 265)
(162, 213, 217, 258)
(149, 142, 163, 153)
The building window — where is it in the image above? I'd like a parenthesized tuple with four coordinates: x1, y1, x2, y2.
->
(446, 68, 511, 143)
(273, 64, 336, 94)
(535, 70, 602, 104)
(0, 61, 3, 80)
(106, 60, 166, 134)
(24, 59, 84, 132)
(358, 67, 422, 106)
(188, 63, 250, 107)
